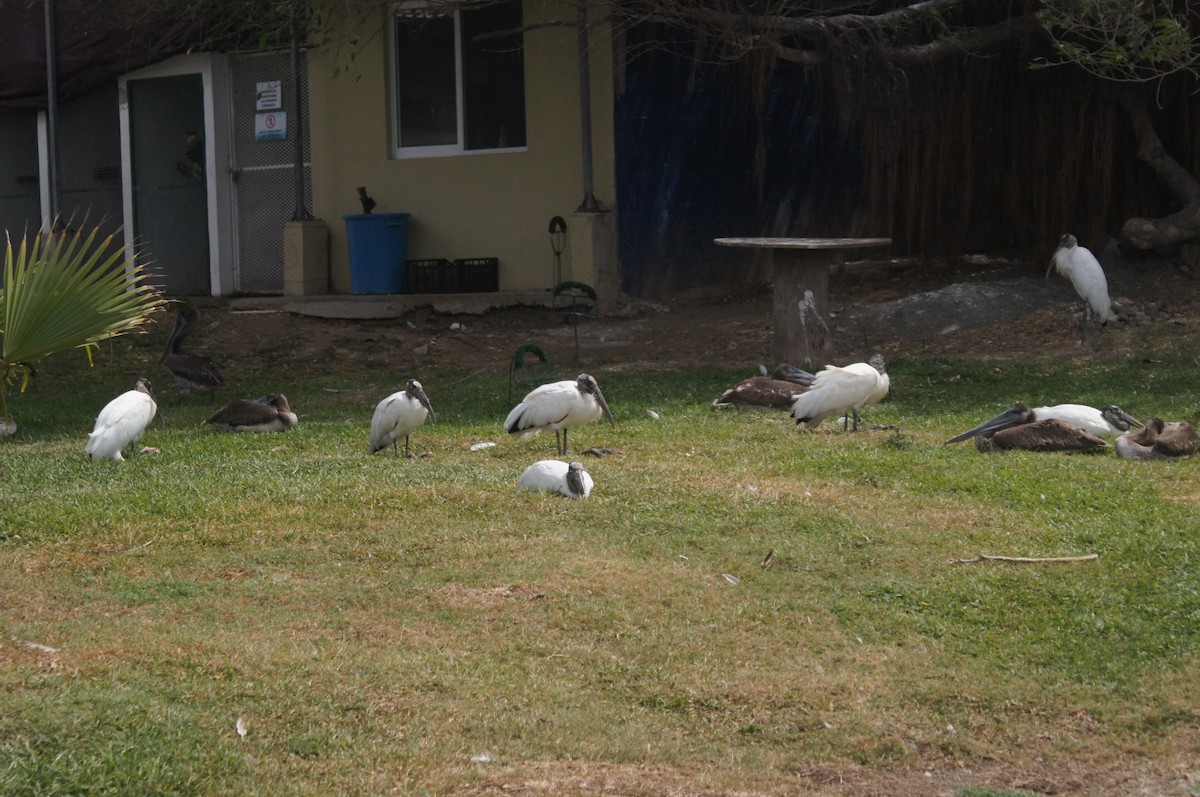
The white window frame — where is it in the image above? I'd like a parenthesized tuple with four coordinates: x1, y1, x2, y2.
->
(388, 0, 527, 159)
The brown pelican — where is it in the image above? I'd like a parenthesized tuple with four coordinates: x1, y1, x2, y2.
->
(85, 378, 157, 461)
(946, 403, 1139, 444)
(945, 402, 1137, 453)
(1115, 418, 1199, 461)
(517, 460, 593, 499)
(791, 354, 889, 431)
(713, 364, 816, 409)
(972, 419, 1107, 453)
(1049, 234, 1112, 351)
(370, 379, 435, 457)
(505, 373, 615, 455)
(204, 394, 297, 433)
(160, 305, 225, 404)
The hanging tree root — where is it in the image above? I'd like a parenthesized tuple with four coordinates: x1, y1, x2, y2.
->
(951, 553, 1098, 565)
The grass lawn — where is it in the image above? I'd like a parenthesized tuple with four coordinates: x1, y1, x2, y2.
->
(1, 318, 1198, 795)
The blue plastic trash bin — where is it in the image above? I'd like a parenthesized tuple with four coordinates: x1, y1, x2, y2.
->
(343, 213, 411, 294)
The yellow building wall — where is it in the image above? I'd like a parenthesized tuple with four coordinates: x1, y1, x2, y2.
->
(307, 1, 616, 294)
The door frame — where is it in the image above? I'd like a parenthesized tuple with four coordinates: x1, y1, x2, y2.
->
(118, 53, 235, 296)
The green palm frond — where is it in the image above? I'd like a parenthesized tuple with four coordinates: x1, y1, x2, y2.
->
(0, 223, 166, 425)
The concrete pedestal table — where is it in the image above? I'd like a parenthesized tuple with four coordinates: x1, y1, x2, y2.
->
(714, 237, 892, 366)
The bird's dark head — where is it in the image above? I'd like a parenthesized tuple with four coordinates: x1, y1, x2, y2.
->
(407, 378, 436, 421)
(577, 374, 615, 426)
(134, 377, 154, 395)
(1057, 233, 1078, 250)
(1101, 404, 1142, 431)
(259, 393, 291, 411)
(868, 354, 886, 374)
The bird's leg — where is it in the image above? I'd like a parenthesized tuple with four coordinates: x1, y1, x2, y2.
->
(404, 435, 413, 459)
(556, 430, 566, 456)
(852, 410, 860, 432)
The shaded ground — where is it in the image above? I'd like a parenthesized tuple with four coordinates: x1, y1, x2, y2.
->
(201, 251, 1200, 386)
(174, 251, 1200, 796)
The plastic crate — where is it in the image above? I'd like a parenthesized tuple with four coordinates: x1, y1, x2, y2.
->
(406, 258, 455, 294)
(454, 257, 499, 293)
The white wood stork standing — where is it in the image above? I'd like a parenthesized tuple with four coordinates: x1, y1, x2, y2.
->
(370, 379, 435, 457)
(945, 403, 1140, 445)
(505, 373, 615, 455)
(790, 354, 890, 431)
(160, 304, 225, 404)
(1048, 234, 1112, 351)
(517, 460, 594, 499)
(85, 377, 158, 461)
(1115, 418, 1199, 461)
(204, 394, 298, 432)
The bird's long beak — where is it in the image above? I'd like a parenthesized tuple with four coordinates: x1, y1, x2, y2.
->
(1115, 408, 1142, 430)
(415, 387, 436, 422)
(595, 387, 615, 427)
(944, 407, 1027, 444)
(1045, 261, 1055, 279)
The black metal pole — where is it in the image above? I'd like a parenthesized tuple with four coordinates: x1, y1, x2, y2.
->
(44, 0, 61, 226)
(290, 2, 312, 221)
(576, 0, 598, 212)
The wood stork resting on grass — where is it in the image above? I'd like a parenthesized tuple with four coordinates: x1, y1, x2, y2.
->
(945, 403, 1140, 447)
(160, 304, 225, 404)
(517, 460, 593, 498)
(790, 354, 889, 431)
(505, 373, 614, 456)
(85, 378, 157, 461)
(1048, 234, 1112, 351)
(1115, 418, 1199, 461)
(713, 364, 816, 410)
(204, 394, 297, 432)
(370, 379, 435, 457)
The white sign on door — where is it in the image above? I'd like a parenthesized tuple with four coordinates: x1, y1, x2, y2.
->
(256, 80, 282, 110)
(255, 111, 287, 141)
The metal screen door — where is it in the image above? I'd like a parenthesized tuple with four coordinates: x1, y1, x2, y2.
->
(228, 50, 313, 294)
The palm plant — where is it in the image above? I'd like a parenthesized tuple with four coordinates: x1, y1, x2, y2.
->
(1, 223, 165, 434)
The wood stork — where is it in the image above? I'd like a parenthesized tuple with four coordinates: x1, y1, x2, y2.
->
(1115, 418, 1199, 461)
(505, 373, 615, 455)
(1048, 234, 1112, 351)
(204, 394, 298, 433)
(945, 403, 1140, 445)
(790, 354, 889, 431)
(160, 304, 225, 404)
(370, 379, 435, 457)
(85, 377, 158, 461)
(516, 460, 594, 499)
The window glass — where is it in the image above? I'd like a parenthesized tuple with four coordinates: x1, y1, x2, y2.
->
(393, 1, 526, 155)
(395, 10, 457, 147)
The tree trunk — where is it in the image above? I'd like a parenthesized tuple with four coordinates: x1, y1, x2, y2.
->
(1115, 90, 1200, 251)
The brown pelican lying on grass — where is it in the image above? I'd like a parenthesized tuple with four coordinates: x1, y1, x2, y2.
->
(945, 403, 1139, 453)
(204, 394, 297, 433)
(1115, 419, 1199, 461)
(713, 364, 817, 409)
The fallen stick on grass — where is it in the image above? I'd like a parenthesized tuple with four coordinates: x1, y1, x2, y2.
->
(951, 553, 1098, 565)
